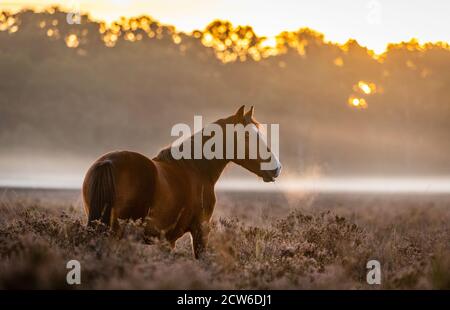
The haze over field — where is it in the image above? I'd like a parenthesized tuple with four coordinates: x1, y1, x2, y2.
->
(1, 7, 450, 188)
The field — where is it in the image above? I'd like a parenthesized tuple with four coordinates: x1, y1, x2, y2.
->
(0, 188, 449, 289)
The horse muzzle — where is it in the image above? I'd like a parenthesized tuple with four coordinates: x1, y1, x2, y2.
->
(262, 164, 282, 182)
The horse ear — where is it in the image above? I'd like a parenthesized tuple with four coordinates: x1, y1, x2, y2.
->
(235, 105, 245, 118)
(244, 106, 254, 122)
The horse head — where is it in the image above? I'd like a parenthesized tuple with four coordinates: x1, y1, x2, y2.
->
(216, 105, 282, 182)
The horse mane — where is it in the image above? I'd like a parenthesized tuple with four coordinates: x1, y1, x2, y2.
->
(155, 147, 175, 162)
(154, 140, 224, 182)
(154, 121, 217, 166)
(154, 116, 259, 181)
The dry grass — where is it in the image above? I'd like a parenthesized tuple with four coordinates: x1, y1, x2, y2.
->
(0, 189, 448, 289)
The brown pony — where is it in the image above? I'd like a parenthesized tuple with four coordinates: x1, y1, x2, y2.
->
(82, 105, 281, 258)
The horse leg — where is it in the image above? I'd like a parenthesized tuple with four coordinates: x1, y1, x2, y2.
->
(143, 217, 163, 244)
(190, 222, 210, 259)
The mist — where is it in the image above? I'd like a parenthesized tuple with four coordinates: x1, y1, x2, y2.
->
(1, 9, 450, 189)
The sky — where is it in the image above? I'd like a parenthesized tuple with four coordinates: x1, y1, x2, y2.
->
(1, 0, 450, 53)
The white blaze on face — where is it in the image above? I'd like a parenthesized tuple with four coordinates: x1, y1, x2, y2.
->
(250, 124, 282, 175)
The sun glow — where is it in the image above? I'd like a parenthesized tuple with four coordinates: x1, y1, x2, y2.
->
(1, 1, 449, 56)
(356, 81, 376, 95)
(1, 4, 447, 96)
(261, 36, 277, 48)
(333, 57, 344, 67)
(65, 34, 79, 48)
(358, 82, 371, 94)
(348, 96, 368, 109)
(1, 5, 449, 63)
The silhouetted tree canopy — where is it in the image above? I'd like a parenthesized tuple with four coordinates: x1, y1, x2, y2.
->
(1, 8, 450, 176)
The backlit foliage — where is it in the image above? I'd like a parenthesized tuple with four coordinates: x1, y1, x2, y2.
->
(2, 7, 449, 63)
(200, 20, 265, 62)
(0, 11, 20, 34)
(275, 28, 325, 57)
(99, 16, 173, 47)
(387, 38, 450, 53)
(1, 6, 450, 125)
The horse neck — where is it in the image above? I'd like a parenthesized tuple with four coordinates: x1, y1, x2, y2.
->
(180, 128, 230, 184)
(182, 150, 229, 185)
(157, 141, 228, 185)
(208, 159, 229, 184)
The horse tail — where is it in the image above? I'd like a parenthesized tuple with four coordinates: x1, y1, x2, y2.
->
(86, 160, 115, 226)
